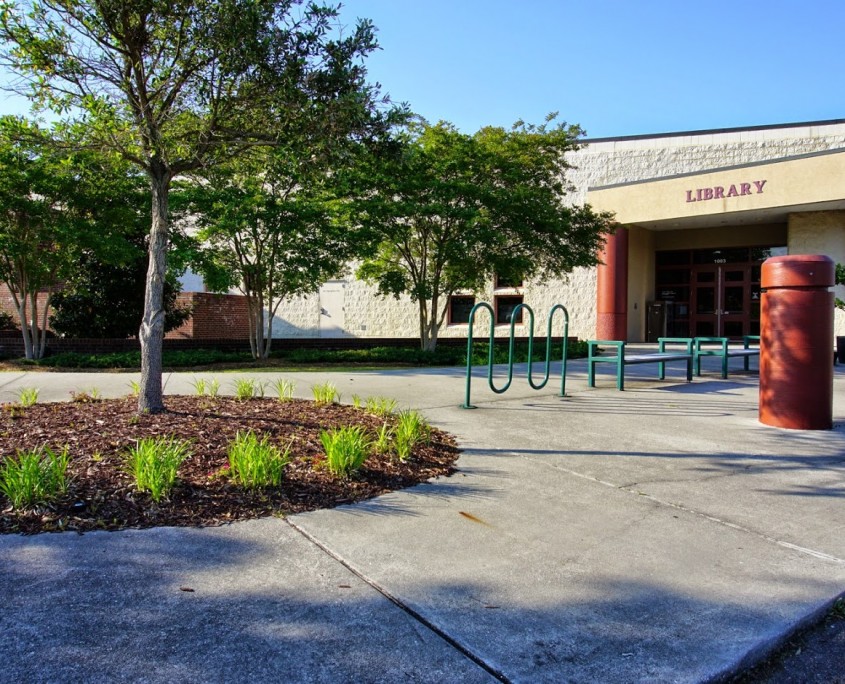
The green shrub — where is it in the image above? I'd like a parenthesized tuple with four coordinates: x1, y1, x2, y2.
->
(227, 431, 290, 489)
(394, 410, 430, 461)
(0, 446, 70, 509)
(32, 348, 253, 370)
(277, 345, 462, 366)
(320, 426, 370, 477)
(467, 339, 587, 365)
(17, 387, 39, 408)
(24, 339, 590, 370)
(125, 437, 191, 502)
(312, 382, 340, 405)
(127, 380, 140, 398)
(0, 310, 17, 330)
(208, 378, 221, 398)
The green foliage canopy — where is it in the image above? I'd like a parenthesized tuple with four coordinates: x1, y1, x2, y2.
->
(0, 115, 139, 357)
(351, 116, 615, 350)
(0, 0, 389, 410)
(175, 143, 367, 359)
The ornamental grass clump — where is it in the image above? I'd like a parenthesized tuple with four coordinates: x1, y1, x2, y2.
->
(320, 426, 370, 477)
(372, 422, 394, 456)
(191, 377, 209, 396)
(364, 396, 397, 417)
(312, 382, 340, 405)
(233, 378, 266, 400)
(272, 378, 295, 402)
(17, 387, 39, 408)
(227, 431, 290, 489)
(0, 446, 70, 509)
(394, 410, 430, 462)
(125, 437, 191, 503)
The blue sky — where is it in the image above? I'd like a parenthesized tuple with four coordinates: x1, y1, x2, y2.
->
(3, 1, 843, 139)
(336, 0, 845, 138)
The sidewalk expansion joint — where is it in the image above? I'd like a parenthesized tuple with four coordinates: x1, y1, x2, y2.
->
(520, 455, 845, 566)
(285, 518, 511, 684)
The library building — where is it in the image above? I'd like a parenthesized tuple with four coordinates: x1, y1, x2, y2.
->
(172, 119, 845, 344)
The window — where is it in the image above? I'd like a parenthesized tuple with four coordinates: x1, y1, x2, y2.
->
(496, 295, 524, 325)
(448, 295, 475, 325)
(495, 274, 524, 289)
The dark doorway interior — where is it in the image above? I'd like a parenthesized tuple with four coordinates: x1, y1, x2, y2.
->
(654, 245, 786, 338)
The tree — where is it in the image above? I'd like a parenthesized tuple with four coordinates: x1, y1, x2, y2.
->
(46, 159, 191, 339)
(50, 244, 191, 339)
(1, 0, 387, 412)
(176, 145, 362, 360)
(0, 116, 125, 358)
(352, 117, 616, 351)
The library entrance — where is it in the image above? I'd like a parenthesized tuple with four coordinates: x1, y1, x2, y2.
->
(654, 246, 786, 339)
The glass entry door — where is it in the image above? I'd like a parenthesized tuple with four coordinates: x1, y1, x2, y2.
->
(691, 265, 751, 338)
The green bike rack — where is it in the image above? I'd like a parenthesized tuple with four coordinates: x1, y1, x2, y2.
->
(462, 302, 569, 409)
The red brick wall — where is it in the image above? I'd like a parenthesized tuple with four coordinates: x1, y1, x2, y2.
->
(166, 292, 250, 340)
(0, 285, 52, 330)
(0, 285, 251, 341)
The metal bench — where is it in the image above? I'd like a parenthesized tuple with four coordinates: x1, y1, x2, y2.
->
(587, 338, 693, 390)
(693, 336, 760, 378)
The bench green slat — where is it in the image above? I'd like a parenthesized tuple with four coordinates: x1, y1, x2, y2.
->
(587, 339, 693, 390)
(693, 336, 760, 378)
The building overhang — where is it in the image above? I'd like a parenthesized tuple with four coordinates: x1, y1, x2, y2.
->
(587, 149, 845, 231)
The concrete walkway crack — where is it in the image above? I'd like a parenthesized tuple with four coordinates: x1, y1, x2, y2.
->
(519, 454, 845, 566)
(285, 518, 510, 684)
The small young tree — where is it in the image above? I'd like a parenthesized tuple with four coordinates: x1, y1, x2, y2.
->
(353, 117, 615, 351)
(177, 145, 363, 359)
(1, 0, 387, 411)
(0, 117, 123, 358)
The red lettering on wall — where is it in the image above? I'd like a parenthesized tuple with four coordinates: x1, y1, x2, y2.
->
(683, 179, 767, 203)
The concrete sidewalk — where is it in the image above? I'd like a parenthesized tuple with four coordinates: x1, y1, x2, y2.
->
(1, 358, 844, 682)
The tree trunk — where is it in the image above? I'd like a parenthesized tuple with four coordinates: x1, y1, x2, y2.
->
(419, 300, 440, 352)
(255, 296, 266, 361)
(246, 296, 258, 359)
(261, 307, 274, 360)
(138, 169, 171, 414)
(37, 291, 51, 360)
(29, 295, 39, 358)
(16, 295, 33, 360)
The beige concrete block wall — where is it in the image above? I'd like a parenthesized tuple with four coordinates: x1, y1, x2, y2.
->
(565, 123, 845, 203)
(267, 292, 320, 338)
(787, 211, 845, 336)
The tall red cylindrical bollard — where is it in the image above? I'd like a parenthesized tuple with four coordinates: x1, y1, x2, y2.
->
(759, 255, 834, 430)
(596, 227, 628, 340)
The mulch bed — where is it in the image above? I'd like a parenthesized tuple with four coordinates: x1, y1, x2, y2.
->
(0, 396, 460, 534)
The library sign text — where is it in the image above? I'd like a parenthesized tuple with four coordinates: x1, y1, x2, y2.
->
(685, 180, 767, 203)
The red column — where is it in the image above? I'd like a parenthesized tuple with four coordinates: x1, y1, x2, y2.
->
(596, 227, 628, 340)
(759, 254, 834, 430)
